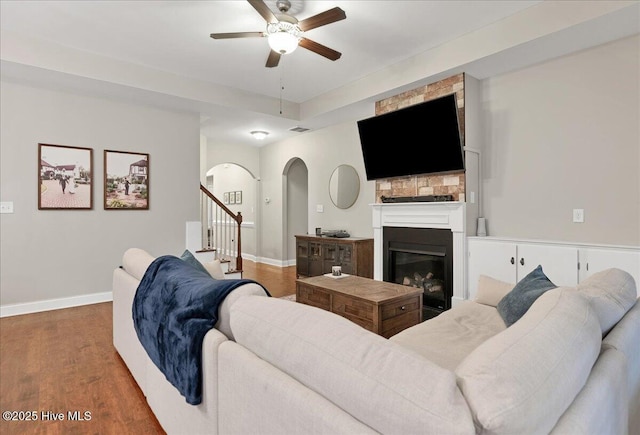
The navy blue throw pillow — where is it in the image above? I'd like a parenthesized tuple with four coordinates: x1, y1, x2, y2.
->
(497, 265, 557, 327)
(179, 249, 210, 276)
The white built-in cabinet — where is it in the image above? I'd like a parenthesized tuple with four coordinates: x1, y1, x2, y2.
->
(467, 237, 640, 300)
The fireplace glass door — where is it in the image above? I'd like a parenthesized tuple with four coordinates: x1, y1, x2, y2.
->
(389, 248, 446, 311)
(383, 226, 453, 319)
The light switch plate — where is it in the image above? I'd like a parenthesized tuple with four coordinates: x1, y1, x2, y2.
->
(0, 201, 14, 214)
(316, 204, 324, 213)
(573, 208, 584, 223)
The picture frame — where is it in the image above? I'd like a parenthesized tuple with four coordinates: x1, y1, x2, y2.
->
(104, 150, 149, 210)
(38, 143, 93, 210)
(229, 191, 236, 204)
(223, 192, 229, 204)
(235, 191, 242, 204)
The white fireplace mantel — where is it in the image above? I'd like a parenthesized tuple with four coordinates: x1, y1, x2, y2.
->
(371, 202, 467, 305)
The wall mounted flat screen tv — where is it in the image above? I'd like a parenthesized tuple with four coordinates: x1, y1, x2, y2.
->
(357, 94, 464, 180)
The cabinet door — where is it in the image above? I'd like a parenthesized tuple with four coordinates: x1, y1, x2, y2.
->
(296, 240, 309, 276)
(467, 239, 517, 300)
(338, 244, 354, 275)
(308, 242, 323, 276)
(323, 243, 338, 274)
(516, 244, 578, 287)
(579, 248, 640, 295)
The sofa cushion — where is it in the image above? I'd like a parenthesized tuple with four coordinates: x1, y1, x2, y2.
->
(390, 300, 506, 370)
(475, 275, 514, 307)
(497, 265, 557, 326)
(577, 268, 637, 335)
(230, 296, 475, 435)
(122, 248, 155, 281)
(456, 288, 601, 435)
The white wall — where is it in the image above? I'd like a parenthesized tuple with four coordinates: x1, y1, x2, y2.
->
(480, 35, 640, 246)
(0, 81, 200, 311)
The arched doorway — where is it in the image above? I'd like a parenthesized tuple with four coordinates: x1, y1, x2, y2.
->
(283, 158, 308, 264)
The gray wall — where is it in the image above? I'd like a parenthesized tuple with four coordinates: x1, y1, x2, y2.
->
(258, 121, 375, 263)
(480, 35, 639, 246)
(0, 81, 200, 307)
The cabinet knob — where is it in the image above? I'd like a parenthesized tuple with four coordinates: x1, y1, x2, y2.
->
(510, 257, 515, 265)
(520, 258, 525, 266)
(400, 306, 406, 311)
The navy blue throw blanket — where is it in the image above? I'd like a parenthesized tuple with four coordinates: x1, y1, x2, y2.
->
(132, 255, 269, 405)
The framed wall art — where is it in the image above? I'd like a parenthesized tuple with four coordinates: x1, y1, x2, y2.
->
(104, 150, 149, 210)
(235, 191, 242, 204)
(229, 191, 236, 204)
(223, 192, 229, 204)
(38, 143, 93, 210)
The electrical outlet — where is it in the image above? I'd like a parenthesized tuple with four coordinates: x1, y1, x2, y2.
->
(573, 208, 584, 223)
(0, 201, 14, 214)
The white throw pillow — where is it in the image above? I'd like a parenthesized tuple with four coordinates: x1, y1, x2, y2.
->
(203, 259, 225, 280)
(475, 274, 514, 307)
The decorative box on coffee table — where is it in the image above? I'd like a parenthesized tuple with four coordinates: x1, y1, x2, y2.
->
(296, 275, 423, 338)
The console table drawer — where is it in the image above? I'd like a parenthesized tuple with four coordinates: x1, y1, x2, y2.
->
(381, 296, 421, 320)
(381, 310, 421, 338)
(332, 294, 374, 321)
(297, 285, 330, 311)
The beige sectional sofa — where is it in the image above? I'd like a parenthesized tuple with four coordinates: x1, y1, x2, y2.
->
(113, 248, 640, 434)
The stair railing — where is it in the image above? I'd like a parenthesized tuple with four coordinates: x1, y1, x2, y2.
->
(199, 184, 243, 272)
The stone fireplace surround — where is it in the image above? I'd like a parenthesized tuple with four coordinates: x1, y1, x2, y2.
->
(372, 202, 467, 306)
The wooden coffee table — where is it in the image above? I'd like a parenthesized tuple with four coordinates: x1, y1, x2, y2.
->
(296, 275, 423, 338)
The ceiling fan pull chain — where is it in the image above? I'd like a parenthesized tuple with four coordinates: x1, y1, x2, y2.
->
(279, 63, 284, 115)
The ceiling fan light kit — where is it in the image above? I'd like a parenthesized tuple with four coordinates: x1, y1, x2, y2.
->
(210, 0, 346, 68)
(267, 21, 301, 54)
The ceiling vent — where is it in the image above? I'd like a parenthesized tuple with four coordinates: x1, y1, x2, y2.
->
(290, 126, 310, 133)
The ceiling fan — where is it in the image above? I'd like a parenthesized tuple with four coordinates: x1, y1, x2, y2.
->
(210, 0, 346, 68)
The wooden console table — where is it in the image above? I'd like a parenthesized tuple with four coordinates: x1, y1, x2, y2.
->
(296, 275, 423, 338)
(295, 235, 373, 278)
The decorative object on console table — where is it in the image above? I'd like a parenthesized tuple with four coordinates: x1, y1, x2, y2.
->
(296, 275, 423, 338)
(295, 235, 373, 279)
(104, 150, 149, 210)
(38, 143, 93, 210)
(477, 217, 487, 236)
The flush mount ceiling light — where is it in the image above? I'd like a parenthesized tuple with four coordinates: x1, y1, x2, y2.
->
(251, 130, 269, 140)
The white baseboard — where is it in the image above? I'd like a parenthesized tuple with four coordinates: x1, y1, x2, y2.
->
(0, 291, 113, 318)
(253, 256, 288, 267)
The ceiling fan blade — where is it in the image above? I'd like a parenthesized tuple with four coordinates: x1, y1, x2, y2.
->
(299, 38, 342, 61)
(298, 7, 346, 32)
(266, 50, 281, 68)
(248, 0, 277, 23)
(210, 32, 264, 39)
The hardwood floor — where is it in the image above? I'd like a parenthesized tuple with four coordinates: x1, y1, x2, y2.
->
(241, 259, 297, 298)
(0, 260, 297, 434)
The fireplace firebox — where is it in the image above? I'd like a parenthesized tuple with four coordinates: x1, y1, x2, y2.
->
(383, 227, 453, 320)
